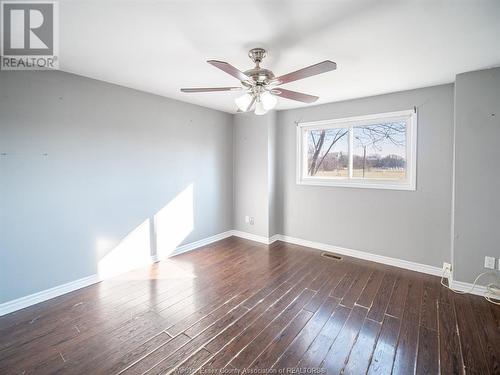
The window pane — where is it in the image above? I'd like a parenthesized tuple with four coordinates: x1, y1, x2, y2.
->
(352, 121, 407, 180)
(306, 127, 349, 178)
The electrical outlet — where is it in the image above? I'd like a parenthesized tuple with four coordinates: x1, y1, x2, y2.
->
(442, 262, 452, 278)
(244, 216, 255, 225)
(484, 256, 495, 270)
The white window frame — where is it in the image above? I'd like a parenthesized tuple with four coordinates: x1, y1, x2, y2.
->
(296, 109, 417, 191)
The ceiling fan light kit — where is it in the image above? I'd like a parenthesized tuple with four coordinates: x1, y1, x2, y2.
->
(181, 48, 337, 115)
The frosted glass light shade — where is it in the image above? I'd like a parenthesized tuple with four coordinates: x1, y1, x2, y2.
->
(235, 93, 253, 111)
(261, 91, 278, 111)
(254, 101, 268, 115)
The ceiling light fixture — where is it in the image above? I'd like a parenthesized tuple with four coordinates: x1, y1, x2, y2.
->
(234, 89, 277, 115)
(181, 48, 337, 114)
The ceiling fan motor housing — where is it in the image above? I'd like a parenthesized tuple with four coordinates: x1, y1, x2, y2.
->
(244, 67, 275, 84)
(245, 48, 275, 84)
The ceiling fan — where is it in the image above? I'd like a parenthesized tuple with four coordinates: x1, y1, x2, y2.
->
(180, 48, 337, 115)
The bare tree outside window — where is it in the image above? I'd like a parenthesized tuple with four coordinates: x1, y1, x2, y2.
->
(307, 128, 348, 177)
(353, 121, 406, 180)
(306, 121, 406, 180)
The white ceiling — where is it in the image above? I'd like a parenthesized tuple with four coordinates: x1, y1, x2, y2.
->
(59, 0, 500, 113)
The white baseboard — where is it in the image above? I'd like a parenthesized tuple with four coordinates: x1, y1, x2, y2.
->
(153, 230, 235, 262)
(269, 234, 280, 244)
(0, 274, 100, 317)
(274, 234, 443, 277)
(449, 278, 490, 297)
(231, 230, 273, 245)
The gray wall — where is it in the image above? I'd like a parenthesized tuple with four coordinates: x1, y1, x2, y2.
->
(267, 111, 279, 237)
(276, 84, 455, 268)
(232, 112, 275, 237)
(0, 71, 233, 303)
(453, 67, 500, 283)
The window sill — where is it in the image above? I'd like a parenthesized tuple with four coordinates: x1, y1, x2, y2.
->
(297, 178, 416, 191)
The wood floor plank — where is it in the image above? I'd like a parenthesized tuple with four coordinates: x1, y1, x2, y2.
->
(367, 315, 401, 375)
(402, 273, 424, 317)
(307, 264, 332, 292)
(416, 326, 439, 375)
(144, 338, 206, 375)
(321, 305, 368, 374)
(438, 299, 465, 375)
(94, 332, 172, 375)
(120, 334, 191, 375)
(303, 264, 346, 313)
(392, 311, 420, 375)
(367, 272, 397, 322)
(174, 348, 213, 375)
(454, 294, 490, 374)
(439, 278, 456, 307)
(298, 305, 351, 369)
(190, 305, 249, 342)
(151, 305, 250, 375)
(340, 268, 372, 308)
(470, 297, 500, 374)
(272, 297, 339, 370)
(419, 277, 439, 331)
(203, 282, 295, 354)
(229, 289, 315, 369)
(342, 318, 381, 375)
(386, 272, 410, 318)
(241, 260, 312, 310)
(250, 309, 314, 369)
(331, 265, 359, 299)
(167, 293, 246, 337)
(143, 296, 266, 375)
(356, 270, 385, 309)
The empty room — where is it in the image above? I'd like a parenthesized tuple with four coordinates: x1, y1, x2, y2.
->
(1, 0, 500, 374)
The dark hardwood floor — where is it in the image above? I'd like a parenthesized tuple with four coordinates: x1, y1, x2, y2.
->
(0, 237, 499, 374)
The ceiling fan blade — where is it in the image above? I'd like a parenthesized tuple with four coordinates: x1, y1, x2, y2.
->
(271, 88, 319, 103)
(207, 60, 249, 82)
(273, 60, 337, 85)
(180, 87, 242, 93)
